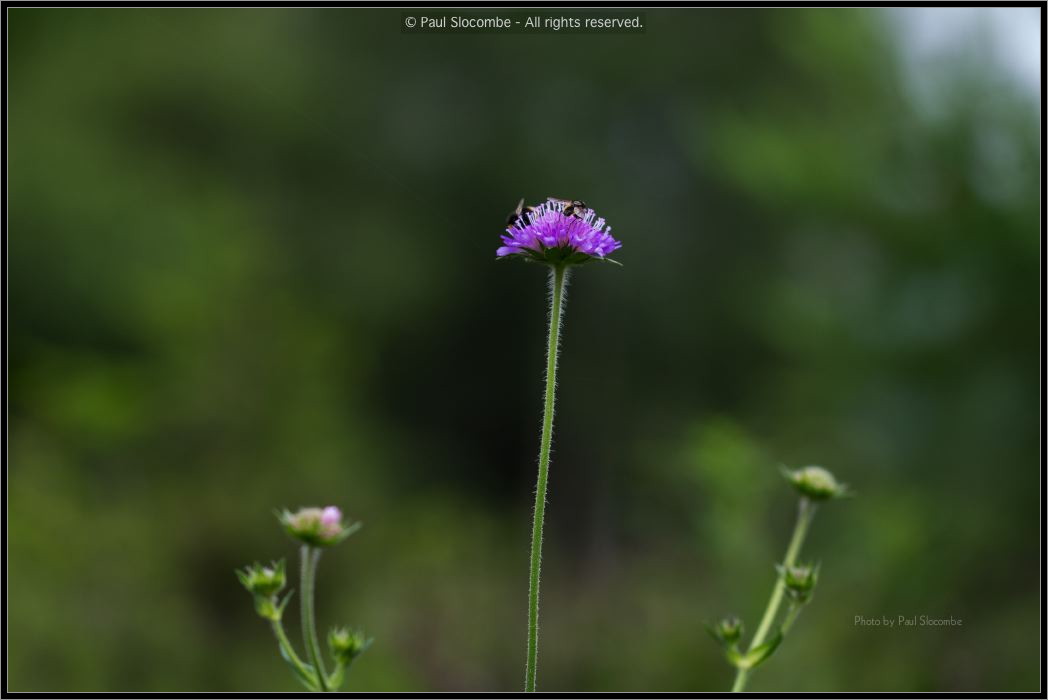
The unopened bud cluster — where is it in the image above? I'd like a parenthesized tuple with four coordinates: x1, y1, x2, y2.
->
(709, 465, 850, 688)
(237, 560, 289, 621)
(237, 504, 370, 691)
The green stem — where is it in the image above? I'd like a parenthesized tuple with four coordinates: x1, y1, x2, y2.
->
(270, 617, 317, 685)
(525, 264, 569, 693)
(301, 545, 330, 692)
(731, 497, 816, 693)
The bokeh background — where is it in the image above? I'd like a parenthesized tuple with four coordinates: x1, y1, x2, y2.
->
(7, 7, 1041, 692)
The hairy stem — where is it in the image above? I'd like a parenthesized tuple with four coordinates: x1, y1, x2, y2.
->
(270, 617, 316, 686)
(732, 497, 816, 693)
(525, 264, 569, 692)
(301, 545, 329, 692)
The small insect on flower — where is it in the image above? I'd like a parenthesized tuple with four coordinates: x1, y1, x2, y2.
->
(547, 197, 588, 219)
(506, 198, 537, 227)
(277, 506, 362, 547)
(497, 197, 622, 267)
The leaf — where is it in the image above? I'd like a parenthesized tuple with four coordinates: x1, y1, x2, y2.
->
(276, 589, 295, 617)
(737, 630, 784, 670)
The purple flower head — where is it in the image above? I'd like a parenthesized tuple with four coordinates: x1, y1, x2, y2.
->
(497, 198, 622, 266)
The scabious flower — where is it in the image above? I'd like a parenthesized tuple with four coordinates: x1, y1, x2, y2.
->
(278, 506, 361, 547)
(497, 198, 622, 266)
(499, 197, 622, 692)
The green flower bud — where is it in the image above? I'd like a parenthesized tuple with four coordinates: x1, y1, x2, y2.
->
(277, 506, 362, 547)
(707, 616, 743, 647)
(236, 560, 293, 621)
(328, 626, 372, 667)
(777, 562, 820, 604)
(236, 560, 287, 597)
(781, 465, 850, 501)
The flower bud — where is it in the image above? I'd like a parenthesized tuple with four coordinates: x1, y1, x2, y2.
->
(328, 627, 372, 667)
(781, 465, 849, 501)
(777, 562, 819, 604)
(707, 616, 743, 647)
(237, 560, 292, 620)
(277, 506, 362, 547)
(237, 560, 287, 597)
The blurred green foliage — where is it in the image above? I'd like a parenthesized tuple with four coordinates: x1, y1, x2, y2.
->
(8, 7, 1040, 692)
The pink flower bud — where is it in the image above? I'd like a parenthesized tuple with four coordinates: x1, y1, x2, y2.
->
(278, 505, 360, 547)
(321, 506, 342, 527)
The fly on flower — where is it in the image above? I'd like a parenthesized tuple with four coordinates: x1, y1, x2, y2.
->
(506, 198, 537, 227)
(497, 197, 622, 267)
(547, 197, 588, 219)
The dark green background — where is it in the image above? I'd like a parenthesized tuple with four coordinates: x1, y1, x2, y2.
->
(8, 7, 1041, 692)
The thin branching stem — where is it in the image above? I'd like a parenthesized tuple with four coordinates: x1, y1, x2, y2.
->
(732, 497, 816, 692)
(270, 617, 317, 688)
